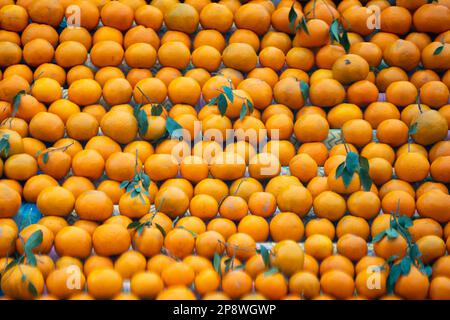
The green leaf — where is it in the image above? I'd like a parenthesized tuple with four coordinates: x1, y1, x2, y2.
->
(421, 265, 432, 277)
(359, 168, 372, 192)
(166, 117, 183, 138)
(12, 90, 26, 116)
(154, 223, 166, 237)
(119, 181, 129, 189)
(335, 161, 346, 179)
(264, 267, 279, 276)
(398, 215, 413, 229)
(299, 80, 309, 102)
(217, 94, 228, 116)
(346, 151, 359, 173)
(28, 281, 38, 297)
(222, 86, 234, 103)
(386, 255, 399, 265)
(247, 99, 254, 113)
(359, 156, 369, 172)
(298, 16, 309, 35)
(138, 110, 149, 136)
(386, 228, 399, 240)
(127, 221, 141, 229)
(213, 253, 222, 277)
(329, 19, 340, 43)
(224, 258, 232, 273)
(400, 256, 411, 275)
(42, 152, 49, 164)
(433, 44, 445, 56)
(207, 96, 218, 106)
(387, 263, 402, 293)
(24, 230, 43, 266)
(239, 103, 247, 121)
(0, 134, 11, 158)
(342, 170, 353, 188)
(151, 104, 163, 116)
(259, 245, 270, 268)
(408, 122, 418, 135)
(2, 259, 19, 275)
(340, 29, 350, 53)
(372, 230, 386, 243)
(288, 4, 298, 32)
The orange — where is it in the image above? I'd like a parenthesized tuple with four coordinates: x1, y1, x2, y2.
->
(336, 233, 368, 262)
(1, 264, 44, 300)
(364, 102, 400, 129)
(157, 41, 191, 70)
(100, 0, 134, 31)
(23, 38, 55, 68)
(114, 250, 146, 279)
(293, 19, 329, 48)
(381, 190, 416, 217)
(429, 277, 450, 300)
(164, 3, 198, 34)
(394, 265, 429, 300)
(429, 141, 450, 162)
(411, 110, 448, 146)
(347, 80, 379, 107)
(23, 175, 58, 203)
(90, 40, 124, 68)
(72, 220, 98, 237)
(355, 267, 387, 299)
(71, 149, 105, 180)
(305, 218, 335, 241)
(431, 156, 450, 183)
(36, 186, 75, 217)
(416, 235, 446, 264)
(304, 234, 333, 261)
(361, 142, 395, 164)
(37, 216, 67, 237)
(54, 226, 92, 259)
(234, 3, 270, 36)
(320, 270, 355, 299)
(93, 224, 131, 257)
(2, 153, 37, 181)
(327, 103, 363, 129)
(75, 190, 113, 222)
(413, 3, 450, 34)
(269, 239, 304, 276)
(415, 182, 448, 199)
(410, 69, 440, 89)
(376, 119, 409, 147)
(270, 212, 304, 242)
(320, 254, 355, 278)
(394, 152, 430, 183)
(420, 81, 450, 109)
(129, 271, 164, 299)
(294, 114, 329, 142)
(237, 215, 269, 242)
(164, 228, 195, 259)
(255, 272, 287, 300)
(276, 185, 312, 217)
(132, 225, 164, 258)
(336, 215, 370, 240)
(332, 54, 369, 85)
(341, 119, 373, 147)
(313, 191, 346, 221)
(16, 224, 54, 255)
(222, 43, 257, 73)
(416, 189, 450, 223)
(221, 270, 252, 299)
(134, 5, 163, 30)
(87, 268, 123, 299)
(309, 79, 345, 108)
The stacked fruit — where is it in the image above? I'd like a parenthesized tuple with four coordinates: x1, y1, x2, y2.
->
(0, 0, 450, 300)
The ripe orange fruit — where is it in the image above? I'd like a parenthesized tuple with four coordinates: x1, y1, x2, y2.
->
(320, 270, 355, 299)
(416, 189, 450, 223)
(36, 186, 75, 217)
(221, 270, 252, 299)
(336, 234, 368, 262)
(395, 152, 430, 183)
(130, 271, 164, 299)
(313, 191, 346, 221)
(320, 254, 355, 278)
(93, 224, 131, 256)
(164, 228, 195, 259)
(87, 268, 123, 299)
(332, 54, 369, 85)
(394, 265, 429, 300)
(54, 226, 92, 259)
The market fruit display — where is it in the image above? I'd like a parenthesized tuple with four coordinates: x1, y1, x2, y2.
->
(0, 0, 449, 300)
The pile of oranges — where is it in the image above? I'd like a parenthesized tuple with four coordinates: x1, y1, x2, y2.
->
(0, 0, 450, 300)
